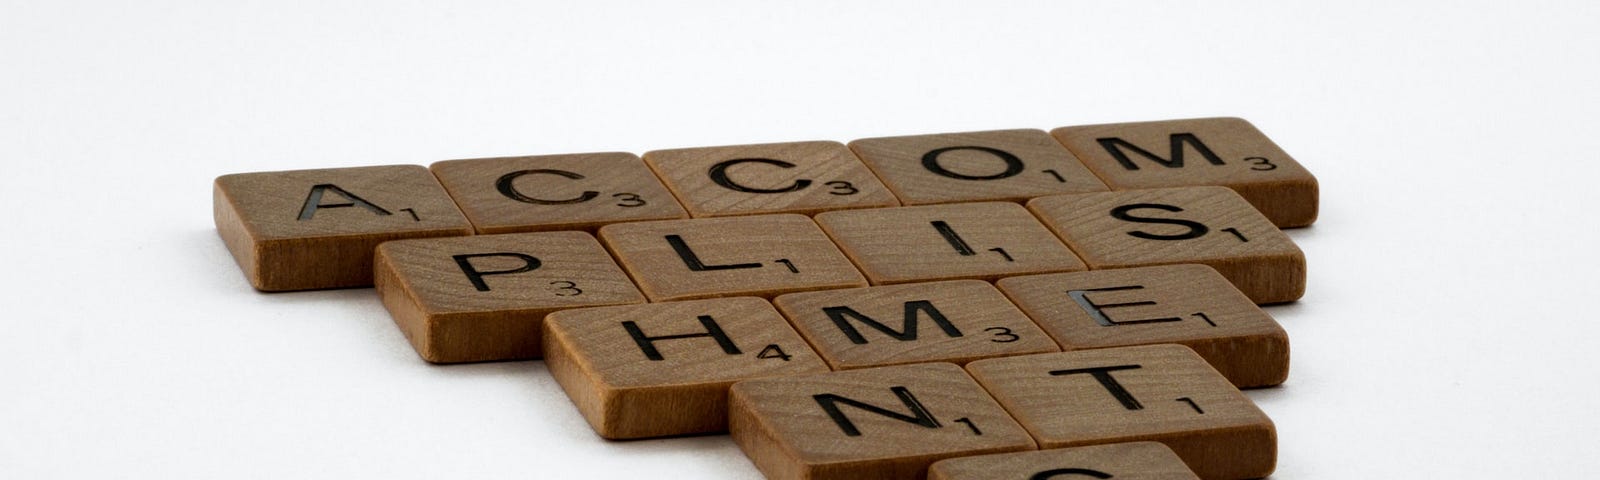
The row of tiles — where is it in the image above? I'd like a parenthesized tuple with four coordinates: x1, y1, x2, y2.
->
(556, 342, 1274, 480)
(389, 262, 1289, 387)
(215, 117, 1317, 292)
(430, 117, 1318, 228)
(370, 197, 1302, 362)
(229, 185, 1305, 299)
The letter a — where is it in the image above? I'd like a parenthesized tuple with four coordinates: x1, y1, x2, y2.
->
(298, 184, 392, 220)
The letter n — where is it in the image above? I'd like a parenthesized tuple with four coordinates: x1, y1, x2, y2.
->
(813, 386, 940, 436)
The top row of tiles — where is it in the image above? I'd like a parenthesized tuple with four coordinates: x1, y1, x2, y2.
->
(432, 118, 1316, 231)
(215, 117, 1316, 291)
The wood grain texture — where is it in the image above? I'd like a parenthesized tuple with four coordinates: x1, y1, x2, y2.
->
(373, 231, 644, 363)
(813, 202, 1086, 285)
(430, 152, 688, 234)
(997, 265, 1289, 388)
(848, 129, 1108, 205)
(965, 346, 1275, 480)
(543, 297, 829, 439)
(643, 141, 899, 218)
(771, 280, 1057, 370)
(1027, 187, 1305, 304)
(1051, 117, 1318, 228)
(597, 214, 867, 301)
(729, 362, 1036, 480)
(214, 165, 473, 291)
(927, 442, 1201, 480)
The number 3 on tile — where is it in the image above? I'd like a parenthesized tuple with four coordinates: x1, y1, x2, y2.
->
(985, 327, 1019, 343)
(612, 192, 646, 207)
(550, 280, 582, 296)
(825, 181, 858, 195)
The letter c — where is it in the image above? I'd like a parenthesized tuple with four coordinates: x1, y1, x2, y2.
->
(495, 169, 600, 205)
(708, 158, 813, 193)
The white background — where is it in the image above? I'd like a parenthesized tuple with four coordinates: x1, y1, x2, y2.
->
(3, 1, 1597, 478)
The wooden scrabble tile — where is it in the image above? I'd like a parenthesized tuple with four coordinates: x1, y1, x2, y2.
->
(848, 129, 1108, 205)
(373, 231, 645, 363)
(214, 165, 474, 291)
(928, 442, 1200, 480)
(1027, 187, 1304, 304)
(771, 280, 1058, 370)
(430, 152, 688, 234)
(1051, 117, 1318, 228)
(643, 141, 899, 217)
(814, 202, 1086, 285)
(729, 362, 1036, 480)
(598, 214, 867, 301)
(965, 345, 1275, 480)
(997, 265, 1288, 388)
(543, 297, 830, 439)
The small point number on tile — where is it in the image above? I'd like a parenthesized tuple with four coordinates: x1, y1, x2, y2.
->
(612, 192, 646, 207)
(550, 280, 581, 296)
(985, 326, 1019, 343)
(825, 180, 859, 195)
(1245, 156, 1277, 171)
(1177, 397, 1205, 414)
(952, 417, 982, 435)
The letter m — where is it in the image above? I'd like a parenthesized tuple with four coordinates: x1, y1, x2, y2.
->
(822, 300, 963, 345)
(1095, 133, 1226, 170)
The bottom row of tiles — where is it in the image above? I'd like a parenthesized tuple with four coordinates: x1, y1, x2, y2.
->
(548, 343, 1274, 480)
